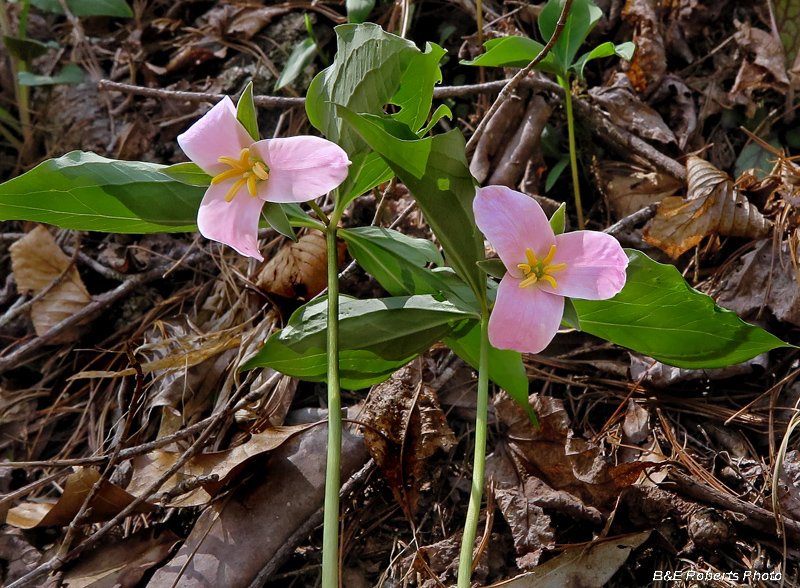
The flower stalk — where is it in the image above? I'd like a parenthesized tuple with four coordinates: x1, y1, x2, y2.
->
(457, 309, 491, 588)
(321, 195, 345, 588)
(559, 76, 584, 230)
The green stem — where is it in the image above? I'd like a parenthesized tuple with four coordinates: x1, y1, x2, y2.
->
(559, 75, 584, 230)
(457, 310, 491, 588)
(321, 199, 345, 588)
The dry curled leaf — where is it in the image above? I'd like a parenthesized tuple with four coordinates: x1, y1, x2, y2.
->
(10, 225, 92, 341)
(594, 161, 684, 220)
(362, 364, 456, 518)
(126, 423, 313, 507)
(62, 528, 180, 588)
(6, 468, 156, 529)
(622, 0, 666, 94)
(643, 156, 772, 258)
(257, 231, 345, 300)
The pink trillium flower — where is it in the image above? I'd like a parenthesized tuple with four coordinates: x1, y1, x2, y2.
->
(177, 96, 351, 261)
(474, 185, 629, 354)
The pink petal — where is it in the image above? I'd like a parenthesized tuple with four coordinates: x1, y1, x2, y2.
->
(250, 136, 351, 203)
(196, 182, 266, 261)
(474, 186, 555, 278)
(177, 97, 254, 176)
(549, 231, 628, 300)
(489, 274, 565, 354)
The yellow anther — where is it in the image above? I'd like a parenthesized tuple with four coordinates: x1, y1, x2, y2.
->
(518, 246, 567, 290)
(543, 263, 567, 274)
(211, 147, 271, 201)
(541, 245, 557, 266)
(540, 275, 558, 288)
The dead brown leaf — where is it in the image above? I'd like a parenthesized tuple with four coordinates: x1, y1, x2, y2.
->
(62, 528, 180, 588)
(257, 231, 345, 300)
(10, 226, 92, 341)
(589, 74, 676, 144)
(362, 364, 456, 519)
(778, 450, 800, 521)
(126, 423, 313, 507)
(643, 156, 772, 258)
(622, 0, 666, 94)
(594, 161, 684, 220)
(6, 468, 157, 529)
(714, 239, 800, 326)
(495, 392, 652, 508)
(730, 22, 789, 116)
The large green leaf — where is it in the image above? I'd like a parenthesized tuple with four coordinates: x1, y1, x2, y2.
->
(30, 0, 133, 17)
(338, 108, 486, 305)
(444, 321, 533, 423)
(463, 37, 560, 76)
(0, 151, 203, 232)
(572, 250, 791, 368)
(538, 0, 603, 76)
(243, 294, 478, 385)
(305, 23, 445, 204)
(339, 226, 449, 296)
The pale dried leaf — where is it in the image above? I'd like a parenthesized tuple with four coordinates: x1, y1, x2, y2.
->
(126, 424, 312, 506)
(492, 531, 651, 588)
(257, 232, 343, 300)
(10, 226, 92, 340)
(62, 528, 179, 588)
(731, 22, 789, 100)
(6, 468, 156, 528)
(778, 450, 800, 521)
(594, 161, 683, 220)
(643, 157, 772, 258)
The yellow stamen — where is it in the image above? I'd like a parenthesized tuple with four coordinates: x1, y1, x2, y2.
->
(541, 245, 557, 266)
(210, 147, 271, 201)
(246, 173, 258, 198)
(518, 246, 567, 290)
(224, 177, 248, 202)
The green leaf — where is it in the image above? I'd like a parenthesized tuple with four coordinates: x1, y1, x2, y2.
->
(275, 37, 317, 91)
(562, 297, 580, 329)
(160, 162, 212, 186)
(735, 136, 780, 180)
(477, 259, 507, 279)
(572, 40, 635, 80)
(539, 0, 603, 75)
(283, 202, 326, 230)
(418, 103, 453, 136)
(17, 63, 84, 86)
(444, 320, 535, 424)
(0, 151, 204, 232)
(463, 37, 561, 76)
(3, 36, 50, 62)
(262, 202, 297, 241)
(306, 23, 445, 205)
(572, 250, 791, 368)
(340, 226, 449, 296)
(236, 81, 258, 141)
(30, 0, 133, 17)
(338, 107, 487, 304)
(243, 294, 477, 385)
(545, 156, 569, 192)
(549, 202, 566, 235)
(342, 152, 395, 203)
(346, 0, 375, 23)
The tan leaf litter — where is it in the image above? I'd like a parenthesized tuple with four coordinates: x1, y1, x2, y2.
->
(6, 468, 156, 528)
(257, 231, 345, 299)
(643, 156, 772, 258)
(126, 423, 313, 507)
(10, 225, 92, 340)
(594, 161, 683, 220)
(62, 528, 180, 588)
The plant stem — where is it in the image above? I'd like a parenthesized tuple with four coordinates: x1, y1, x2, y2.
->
(457, 310, 491, 588)
(321, 198, 344, 588)
(559, 75, 584, 230)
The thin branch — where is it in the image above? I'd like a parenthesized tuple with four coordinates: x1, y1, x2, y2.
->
(464, 0, 574, 154)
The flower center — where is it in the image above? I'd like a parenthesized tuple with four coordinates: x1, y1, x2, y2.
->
(517, 245, 567, 289)
(210, 147, 270, 202)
